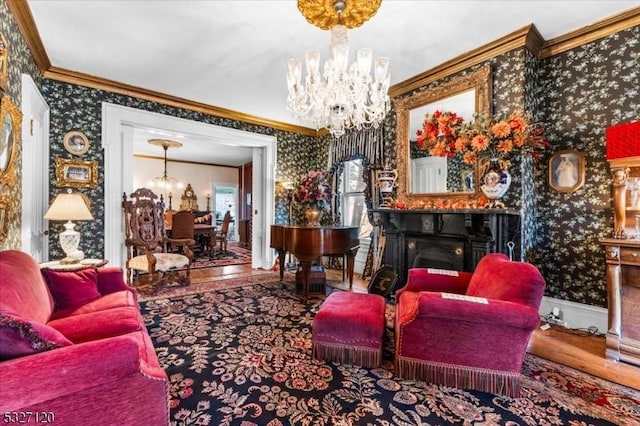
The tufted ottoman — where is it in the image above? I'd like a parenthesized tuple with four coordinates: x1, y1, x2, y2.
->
(312, 291, 386, 368)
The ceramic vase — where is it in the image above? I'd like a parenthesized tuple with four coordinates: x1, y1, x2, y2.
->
(304, 207, 322, 226)
(377, 167, 397, 208)
(480, 158, 511, 200)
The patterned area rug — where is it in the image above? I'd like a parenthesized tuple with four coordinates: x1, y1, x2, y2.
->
(140, 280, 640, 426)
(190, 243, 251, 268)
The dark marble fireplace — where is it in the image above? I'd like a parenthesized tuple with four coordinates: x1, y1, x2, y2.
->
(371, 209, 521, 287)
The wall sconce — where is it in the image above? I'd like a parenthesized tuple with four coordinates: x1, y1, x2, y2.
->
(44, 189, 94, 263)
(282, 182, 295, 225)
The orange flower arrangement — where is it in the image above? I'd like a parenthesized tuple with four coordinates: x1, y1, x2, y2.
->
(416, 110, 548, 166)
(415, 111, 465, 159)
(393, 196, 492, 210)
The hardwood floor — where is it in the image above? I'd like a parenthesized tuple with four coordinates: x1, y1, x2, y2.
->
(528, 325, 640, 390)
(178, 263, 640, 391)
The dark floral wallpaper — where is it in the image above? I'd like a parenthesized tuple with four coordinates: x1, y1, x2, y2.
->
(273, 132, 330, 225)
(41, 80, 319, 259)
(531, 26, 640, 307)
(0, 0, 42, 251)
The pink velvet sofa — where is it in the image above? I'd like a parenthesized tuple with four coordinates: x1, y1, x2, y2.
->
(0, 250, 169, 426)
(394, 253, 546, 397)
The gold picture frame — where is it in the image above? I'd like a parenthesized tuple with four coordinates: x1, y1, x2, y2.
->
(0, 31, 8, 92)
(548, 149, 586, 193)
(54, 157, 99, 188)
(0, 195, 9, 243)
(63, 130, 90, 155)
(0, 94, 22, 186)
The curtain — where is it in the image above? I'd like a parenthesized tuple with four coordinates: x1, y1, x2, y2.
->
(327, 127, 386, 278)
(328, 126, 385, 170)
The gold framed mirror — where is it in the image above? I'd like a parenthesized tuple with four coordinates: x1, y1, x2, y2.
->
(394, 65, 492, 202)
(0, 94, 23, 186)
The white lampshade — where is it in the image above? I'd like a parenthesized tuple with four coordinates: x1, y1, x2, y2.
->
(44, 189, 94, 263)
(44, 190, 93, 221)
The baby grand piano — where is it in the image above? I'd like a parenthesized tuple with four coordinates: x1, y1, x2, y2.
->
(270, 225, 360, 299)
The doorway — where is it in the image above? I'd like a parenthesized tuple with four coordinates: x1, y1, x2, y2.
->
(214, 185, 238, 242)
(102, 103, 276, 270)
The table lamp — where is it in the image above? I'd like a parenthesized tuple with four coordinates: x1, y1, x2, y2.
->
(44, 189, 94, 263)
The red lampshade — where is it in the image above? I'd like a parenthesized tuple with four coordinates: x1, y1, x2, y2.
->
(606, 121, 640, 160)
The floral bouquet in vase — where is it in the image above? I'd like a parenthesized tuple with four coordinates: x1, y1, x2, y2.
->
(294, 170, 332, 225)
(416, 109, 547, 199)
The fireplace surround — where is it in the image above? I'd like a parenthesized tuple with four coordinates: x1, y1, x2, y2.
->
(372, 209, 521, 287)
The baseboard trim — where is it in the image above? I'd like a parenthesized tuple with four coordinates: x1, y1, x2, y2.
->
(539, 297, 607, 334)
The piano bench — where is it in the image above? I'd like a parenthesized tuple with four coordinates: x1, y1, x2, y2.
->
(312, 291, 386, 368)
(295, 265, 326, 293)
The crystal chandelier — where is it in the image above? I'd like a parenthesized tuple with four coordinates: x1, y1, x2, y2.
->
(148, 139, 184, 190)
(286, 0, 390, 137)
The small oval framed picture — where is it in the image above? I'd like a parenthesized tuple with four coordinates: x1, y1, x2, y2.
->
(548, 149, 586, 193)
(63, 131, 89, 156)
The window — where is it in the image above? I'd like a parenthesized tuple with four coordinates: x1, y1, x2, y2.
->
(341, 159, 372, 238)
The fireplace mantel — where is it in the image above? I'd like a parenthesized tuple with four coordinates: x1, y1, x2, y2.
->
(371, 208, 521, 287)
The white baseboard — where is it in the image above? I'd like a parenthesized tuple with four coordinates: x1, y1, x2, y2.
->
(539, 297, 607, 334)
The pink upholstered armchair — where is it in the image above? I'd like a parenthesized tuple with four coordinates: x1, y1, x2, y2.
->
(394, 253, 546, 397)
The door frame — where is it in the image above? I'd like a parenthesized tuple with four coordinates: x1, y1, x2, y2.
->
(102, 103, 276, 269)
(20, 74, 50, 261)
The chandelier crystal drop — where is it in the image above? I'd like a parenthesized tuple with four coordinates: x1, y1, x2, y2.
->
(148, 139, 184, 190)
(286, 0, 390, 137)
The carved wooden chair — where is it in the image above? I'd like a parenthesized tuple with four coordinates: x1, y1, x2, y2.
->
(211, 210, 232, 254)
(122, 188, 194, 293)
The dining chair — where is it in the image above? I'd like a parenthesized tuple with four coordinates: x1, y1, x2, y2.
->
(170, 210, 202, 254)
(212, 210, 232, 253)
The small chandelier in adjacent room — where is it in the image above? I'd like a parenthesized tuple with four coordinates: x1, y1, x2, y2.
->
(286, 0, 390, 137)
(148, 138, 184, 190)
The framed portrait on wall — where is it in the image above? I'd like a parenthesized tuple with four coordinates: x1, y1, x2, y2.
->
(54, 157, 98, 188)
(548, 149, 585, 193)
(63, 131, 90, 155)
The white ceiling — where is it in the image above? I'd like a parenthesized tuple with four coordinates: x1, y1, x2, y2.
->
(26, 0, 638, 165)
